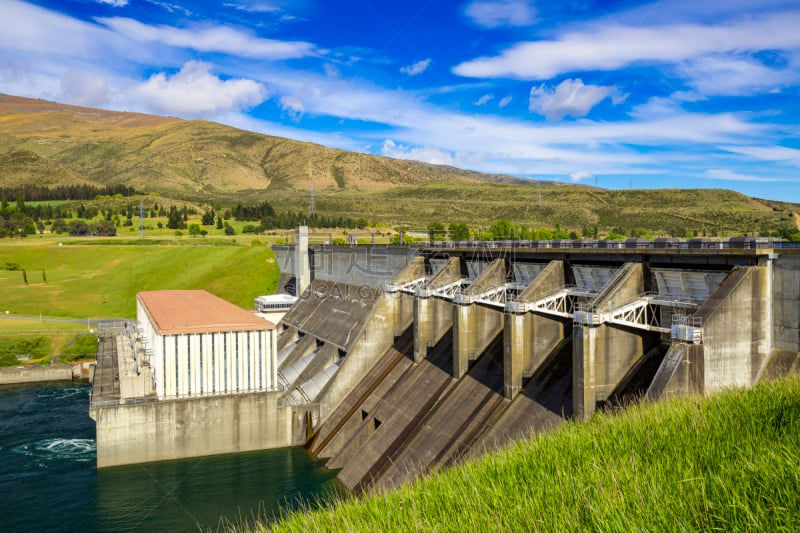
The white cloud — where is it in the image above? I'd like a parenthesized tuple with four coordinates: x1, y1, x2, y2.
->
(400, 59, 431, 76)
(474, 94, 494, 106)
(453, 11, 800, 79)
(720, 145, 800, 165)
(382, 140, 455, 166)
(280, 95, 305, 121)
(0, 0, 791, 193)
(131, 61, 267, 116)
(97, 0, 128, 6)
(529, 79, 617, 120)
(569, 171, 593, 181)
(224, 2, 280, 13)
(61, 70, 111, 107)
(97, 17, 317, 60)
(705, 169, 788, 182)
(324, 63, 341, 78)
(498, 95, 513, 108)
(677, 54, 800, 96)
(464, 0, 537, 28)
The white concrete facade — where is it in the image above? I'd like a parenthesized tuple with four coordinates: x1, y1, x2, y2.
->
(136, 296, 278, 400)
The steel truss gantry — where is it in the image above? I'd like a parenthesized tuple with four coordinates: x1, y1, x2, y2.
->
(453, 282, 528, 308)
(572, 293, 704, 344)
(505, 285, 597, 318)
(415, 279, 472, 299)
(384, 277, 429, 295)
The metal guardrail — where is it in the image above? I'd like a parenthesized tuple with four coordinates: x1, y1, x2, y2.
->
(421, 238, 800, 250)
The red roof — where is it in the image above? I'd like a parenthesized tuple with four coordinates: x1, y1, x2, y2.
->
(137, 290, 274, 335)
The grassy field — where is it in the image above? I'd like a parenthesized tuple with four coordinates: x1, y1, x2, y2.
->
(0, 242, 280, 319)
(259, 374, 800, 532)
(0, 319, 95, 365)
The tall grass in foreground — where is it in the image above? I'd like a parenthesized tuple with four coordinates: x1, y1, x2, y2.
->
(256, 374, 800, 532)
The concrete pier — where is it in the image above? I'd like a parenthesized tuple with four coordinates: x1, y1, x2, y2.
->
(414, 257, 461, 362)
(503, 260, 566, 399)
(453, 259, 505, 378)
(572, 263, 655, 419)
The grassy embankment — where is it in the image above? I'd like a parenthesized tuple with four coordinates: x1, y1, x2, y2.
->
(0, 319, 96, 366)
(0, 242, 280, 365)
(259, 374, 800, 532)
(267, 184, 800, 237)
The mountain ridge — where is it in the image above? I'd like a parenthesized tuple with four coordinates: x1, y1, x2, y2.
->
(0, 93, 534, 197)
(0, 93, 797, 236)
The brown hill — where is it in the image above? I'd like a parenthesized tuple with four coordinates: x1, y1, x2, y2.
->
(0, 93, 528, 198)
(0, 94, 796, 237)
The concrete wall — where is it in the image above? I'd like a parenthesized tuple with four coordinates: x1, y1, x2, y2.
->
(773, 255, 800, 353)
(648, 343, 705, 400)
(273, 244, 418, 289)
(0, 364, 75, 384)
(91, 391, 299, 468)
(313, 293, 396, 426)
(696, 266, 771, 392)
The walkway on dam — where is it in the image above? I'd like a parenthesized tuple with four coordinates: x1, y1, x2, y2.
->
(90, 334, 119, 406)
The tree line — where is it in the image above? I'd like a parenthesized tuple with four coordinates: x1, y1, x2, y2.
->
(0, 184, 138, 202)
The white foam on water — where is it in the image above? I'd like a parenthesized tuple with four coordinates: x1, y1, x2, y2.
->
(13, 438, 96, 461)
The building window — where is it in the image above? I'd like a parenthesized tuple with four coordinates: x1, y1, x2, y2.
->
(258, 332, 263, 390)
(211, 333, 215, 394)
(235, 334, 239, 392)
(247, 332, 251, 391)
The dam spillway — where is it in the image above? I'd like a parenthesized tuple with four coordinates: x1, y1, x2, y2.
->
(270, 234, 800, 493)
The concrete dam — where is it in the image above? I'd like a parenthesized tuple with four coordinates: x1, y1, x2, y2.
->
(271, 232, 800, 493)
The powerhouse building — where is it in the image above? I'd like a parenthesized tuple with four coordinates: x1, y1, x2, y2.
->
(136, 290, 277, 399)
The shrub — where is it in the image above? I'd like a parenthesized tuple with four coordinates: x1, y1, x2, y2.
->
(59, 334, 97, 362)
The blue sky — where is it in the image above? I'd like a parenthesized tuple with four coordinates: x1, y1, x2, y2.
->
(1, 0, 799, 201)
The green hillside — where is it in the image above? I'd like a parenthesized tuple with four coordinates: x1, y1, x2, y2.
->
(1, 93, 798, 237)
(261, 373, 800, 532)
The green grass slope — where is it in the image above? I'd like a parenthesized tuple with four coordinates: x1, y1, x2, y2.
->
(0, 242, 279, 318)
(268, 183, 798, 236)
(263, 374, 800, 532)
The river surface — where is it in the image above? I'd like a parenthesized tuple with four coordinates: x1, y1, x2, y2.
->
(0, 382, 342, 532)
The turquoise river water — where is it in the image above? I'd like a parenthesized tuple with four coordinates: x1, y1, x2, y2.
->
(0, 382, 342, 532)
